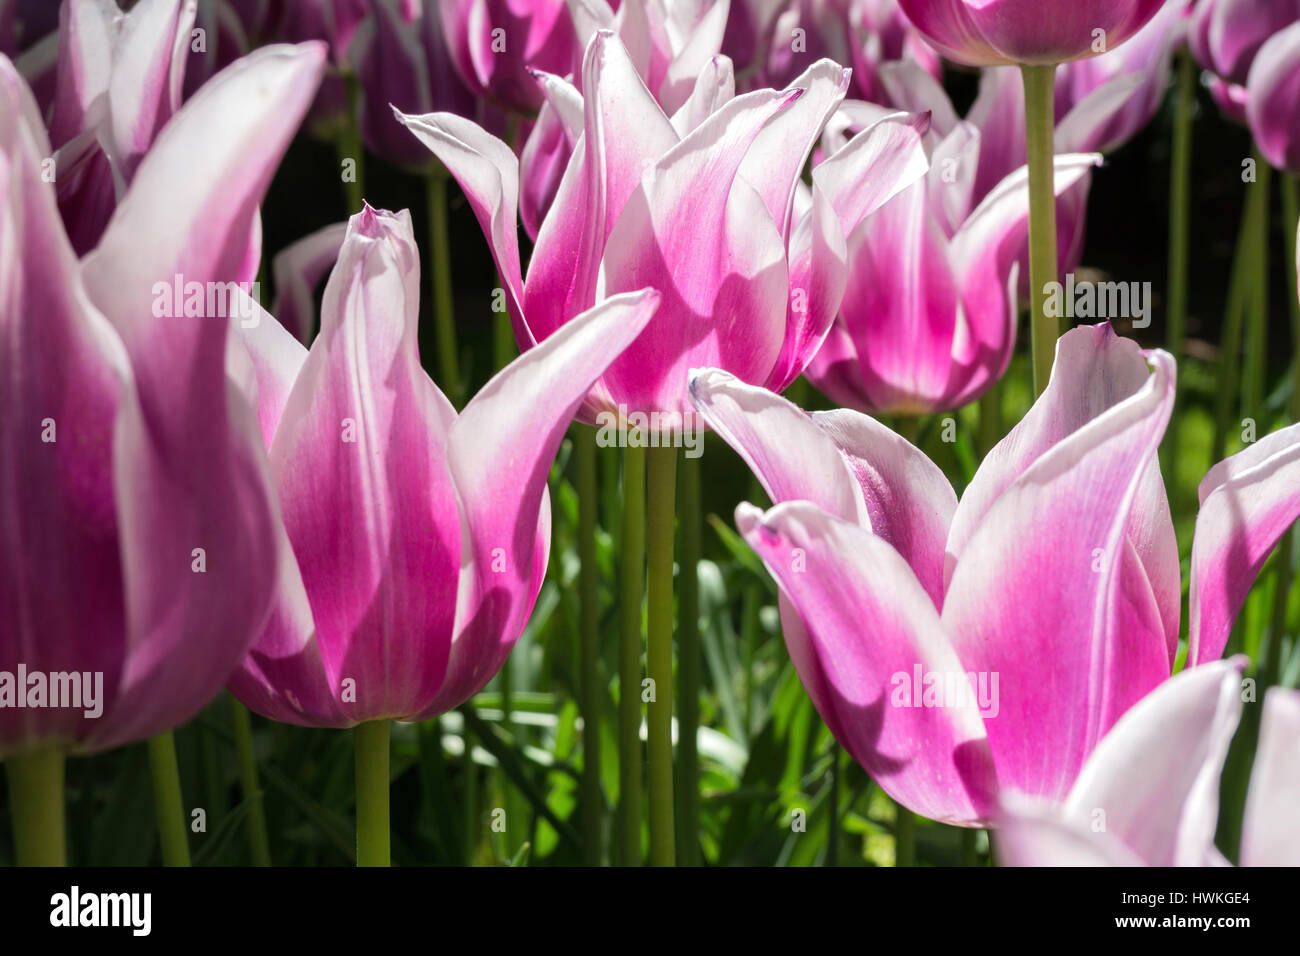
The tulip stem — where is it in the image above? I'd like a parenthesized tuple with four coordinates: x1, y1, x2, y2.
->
(1243, 151, 1272, 422)
(977, 385, 1001, 458)
(1213, 180, 1263, 460)
(427, 167, 462, 405)
(338, 71, 365, 215)
(1164, 50, 1195, 475)
(1284, 175, 1300, 360)
(960, 828, 979, 867)
(676, 448, 701, 866)
(895, 805, 916, 867)
(619, 444, 647, 866)
(4, 747, 66, 866)
(646, 443, 677, 866)
(1021, 63, 1059, 398)
(147, 732, 191, 866)
(576, 426, 603, 865)
(354, 719, 391, 866)
(229, 697, 272, 866)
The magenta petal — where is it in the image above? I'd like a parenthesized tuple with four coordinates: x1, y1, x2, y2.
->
(738, 501, 999, 825)
(1240, 688, 1300, 867)
(941, 334, 1176, 802)
(259, 208, 462, 726)
(1246, 22, 1300, 175)
(810, 409, 958, 608)
(0, 59, 129, 754)
(395, 107, 531, 344)
(415, 288, 661, 718)
(1060, 657, 1248, 866)
(687, 368, 869, 526)
(1189, 421, 1300, 666)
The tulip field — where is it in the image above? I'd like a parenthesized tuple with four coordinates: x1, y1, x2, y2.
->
(3, 0, 1300, 883)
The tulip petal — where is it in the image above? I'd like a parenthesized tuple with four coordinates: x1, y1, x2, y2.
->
(0, 59, 130, 753)
(995, 797, 1147, 866)
(1240, 688, 1300, 867)
(1246, 22, 1300, 175)
(416, 288, 661, 718)
(1189, 421, 1300, 666)
(687, 368, 868, 526)
(737, 501, 999, 824)
(940, 335, 1176, 801)
(1061, 657, 1248, 867)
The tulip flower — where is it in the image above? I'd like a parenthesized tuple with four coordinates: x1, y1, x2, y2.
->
(996, 658, 1300, 866)
(758, 0, 942, 105)
(895, 0, 1170, 67)
(269, 222, 349, 344)
(1245, 21, 1300, 174)
(226, 203, 658, 864)
(690, 323, 1300, 824)
(803, 118, 1100, 414)
(1, 42, 327, 864)
(440, 0, 577, 114)
(1190, 0, 1300, 123)
(47, 0, 198, 254)
(897, 0, 1170, 397)
(401, 29, 929, 863)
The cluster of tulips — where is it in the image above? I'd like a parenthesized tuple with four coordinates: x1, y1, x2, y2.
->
(2, 0, 1299, 869)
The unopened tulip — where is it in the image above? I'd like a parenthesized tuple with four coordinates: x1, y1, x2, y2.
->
(759, 0, 941, 105)
(227, 206, 660, 727)
(689, 324, 1298, 823)
(1245, 21, 1300, 173)
(0, 42, 327, 757)
(1190, 0, 1300, 123)
(896, 0, 1170, 67)
(440, 0, 577, 113)
(996, 659, 1300, 866)
(400, 30, 928, 427)
(804, 110, 1100, 414)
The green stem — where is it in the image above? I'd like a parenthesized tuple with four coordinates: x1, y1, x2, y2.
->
(354, 719, 391, 867)
(576, 426, 603, 865)
(619, 444, 646, 866)
(4, 748, 66, 866)
(676, 449, 701, 867)
(1021, 64, 1060, 397)
(1285, 174, 1300, 417)
(463, 717, 478, 866)
(337, 72, 364, 215)
(1243, 151, 1272, 422)
(147, 732, 191, 866)
(961, 828, 979, 867)
(427, 168, 461, 405)
(826, 745, 840, 868)
(895, 805, 916, 867)
(1164, 51, 1195, 474)
(1214, 182, 1262, 460)
(646, 443, 677, 867)
(229, 698, 271, 866)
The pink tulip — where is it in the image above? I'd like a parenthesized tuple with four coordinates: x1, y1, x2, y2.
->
(399, 31, 929, 426)
(48, 0, 198, 254)
(895, 0, 1170, 67)
(518, 0, 731, 236)
(269, 221, 349, 344)
(226, 206, 659, 727)
(804, 110, 1100, 414)
(758, 0, 942, 105)
(440, 0, 577, 113)
(0, 42, 327, 756)
(1245, 21, 1300, 173)
(1190, 0, 1300, 124)
(689, 323, 1300, 824)
(996, 658, 1300, 866)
